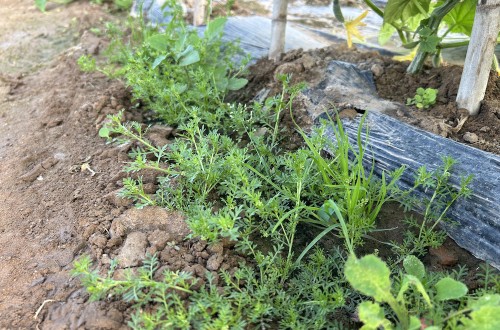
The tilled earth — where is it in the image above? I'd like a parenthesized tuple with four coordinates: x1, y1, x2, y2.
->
(0, 1, 497, 328)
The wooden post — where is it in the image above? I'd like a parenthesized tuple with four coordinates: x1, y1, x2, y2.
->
(456, 0, 500, 115)
(269, 0, 288, 61)
(193, 0, 207, 26)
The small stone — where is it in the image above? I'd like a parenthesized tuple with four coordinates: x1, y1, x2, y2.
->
(370, 64, 384, 77)
(148, 133, 170, 148)
(117, 232, 148, 268)
(429, 246, 458, 267)
(206, 254, 224, 271)
(148, 125, 174, 138)
(30, 277, 46, 287)
(46, 118, 63, 128)
(479, 126, 491, 132)
(463, 132, 479, 143)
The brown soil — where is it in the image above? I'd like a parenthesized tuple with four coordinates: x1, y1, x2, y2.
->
(0, 1, 496, 328)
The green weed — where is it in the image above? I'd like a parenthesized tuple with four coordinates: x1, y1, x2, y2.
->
(406, 87, 438, 109)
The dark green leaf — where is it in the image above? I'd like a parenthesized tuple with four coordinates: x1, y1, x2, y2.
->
(442, 0, 476, 36)
(384, 0, 431, 25)
(419, 34, 441, 53)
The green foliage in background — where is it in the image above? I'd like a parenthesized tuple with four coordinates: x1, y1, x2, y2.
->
(35, 0, 133, 12)
(333, 0, 500, 74)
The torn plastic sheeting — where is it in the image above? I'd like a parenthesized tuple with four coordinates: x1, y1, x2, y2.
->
(300, 61, 405, 119)
(131, 1, 330, 62)
(322, 112, 500, 269)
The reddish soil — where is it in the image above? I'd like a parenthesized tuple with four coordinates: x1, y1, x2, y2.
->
(0, 1, 496, 328)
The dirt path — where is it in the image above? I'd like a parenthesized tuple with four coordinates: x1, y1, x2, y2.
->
(0, 1, 128, 327)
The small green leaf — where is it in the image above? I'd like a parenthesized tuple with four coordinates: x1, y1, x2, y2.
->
(35, 0, 47, 12)
(358, 301, 393, 330)
(147, 34, 169, 52)
(403, 255, 425, 280)
(345, 255, 392, 302)
(227, 78, 248, 91)
(419, 34, 441, 53)
(435, 277, 468, 301)
(152, 55, 167, 69)
(398, 274, 432, 307)
(205, 17, 227, 40)
(98, 127, 110, 138)
(178, 50, 200, 66)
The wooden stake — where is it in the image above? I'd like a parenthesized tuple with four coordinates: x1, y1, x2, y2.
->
(193, 0, 207, 26)
(269, 0, 288, 61)
(456, 0, 500, 115)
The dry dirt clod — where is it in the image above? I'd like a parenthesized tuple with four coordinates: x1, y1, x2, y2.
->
(117, 232, 148, 268)
(206, 254, 224, 271)
(429, 246, 459, 267)
(110, 206, 190, 239)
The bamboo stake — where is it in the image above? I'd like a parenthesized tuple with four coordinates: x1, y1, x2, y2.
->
(456, 0, 500, 115)
(269, 0, 288, 61)
(193, 0, 207, 26)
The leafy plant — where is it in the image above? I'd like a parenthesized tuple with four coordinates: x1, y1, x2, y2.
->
(345, 254, 500, 329)
(406, 87, 438, 109)
(333, 0, 500, 73)
(392, 156, 473, 261)
(35, 0, 133, 12)
(73, 247, 349, 329)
